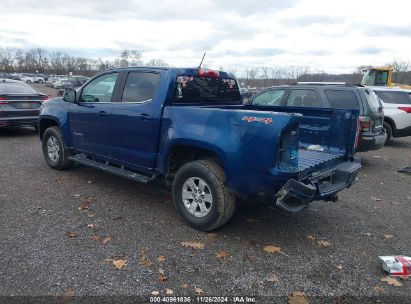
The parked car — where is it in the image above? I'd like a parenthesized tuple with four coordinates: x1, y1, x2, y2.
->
(56, 79, 84, 96)
(0, 72, 22, 81)
(38, 67, 360, 231)
(20, 74, 45, 84)
(373, 88, 411, 143)
(248, 83, 386, 152)
(0, 79, 48, 129)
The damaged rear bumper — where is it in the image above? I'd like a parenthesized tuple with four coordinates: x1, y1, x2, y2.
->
(276, 159, 361, 213)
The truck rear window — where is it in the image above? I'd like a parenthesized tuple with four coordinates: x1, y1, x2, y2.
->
(324, 90, 359, 110)
(174, 76, 241, 104)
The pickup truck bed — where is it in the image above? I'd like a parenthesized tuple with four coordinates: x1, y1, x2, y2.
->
(298, 149, 343, 176)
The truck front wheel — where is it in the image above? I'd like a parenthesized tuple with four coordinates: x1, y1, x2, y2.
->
(42, 126, 73, 170)
(172, 160, 236, 231)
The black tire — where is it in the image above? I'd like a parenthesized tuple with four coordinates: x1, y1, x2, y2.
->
(172, 160, 236, 231)
(26, 80, 31, 84)
(383, 121, 393, 145)
(38, 79, 44, 84)
(42, 126, 73, 170)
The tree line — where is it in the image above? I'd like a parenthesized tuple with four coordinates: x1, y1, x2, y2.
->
(0, 47, 168, 76)
(1, 47, 410, 85)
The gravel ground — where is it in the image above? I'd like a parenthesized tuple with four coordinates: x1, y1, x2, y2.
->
(0, 88, 410, 303)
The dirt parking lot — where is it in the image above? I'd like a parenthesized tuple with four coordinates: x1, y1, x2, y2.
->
(0, 93, 410, 303)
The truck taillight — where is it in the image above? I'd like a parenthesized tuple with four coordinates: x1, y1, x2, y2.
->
(359, 116, 371, 132)
(398, 107, 411, 113)
(0, 97, 8, 104)
(41, 96, 49, 101)
(198, 69, 220, 78)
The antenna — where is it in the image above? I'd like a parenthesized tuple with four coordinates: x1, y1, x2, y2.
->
(198, 52, 207, 68)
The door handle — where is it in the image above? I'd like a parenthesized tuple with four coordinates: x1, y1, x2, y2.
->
(99, 111, 108, 116)
(137, 113, 153, 121)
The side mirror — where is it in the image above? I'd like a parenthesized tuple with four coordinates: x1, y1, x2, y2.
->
(63, 88, 76, 103)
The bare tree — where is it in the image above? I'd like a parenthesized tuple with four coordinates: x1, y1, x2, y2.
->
(260, 66, 270, 88)
(29, 48, 49, 72)
(0, 48, 21, 72)
(146, 58, 168, 67)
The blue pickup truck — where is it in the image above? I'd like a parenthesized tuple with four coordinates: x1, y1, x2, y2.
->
(39, 67, 361, 231)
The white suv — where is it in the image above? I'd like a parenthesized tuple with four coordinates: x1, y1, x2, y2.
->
(373, 88, 411, 143)
(20, 74, 45, 84)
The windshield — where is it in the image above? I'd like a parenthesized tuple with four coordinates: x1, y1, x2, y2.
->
(174, 76, 241, 104)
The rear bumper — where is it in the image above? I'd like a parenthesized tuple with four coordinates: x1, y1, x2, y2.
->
(0, 117, 38, 127)
(357, 131, 386, 152)
(276, 159, 361, 212)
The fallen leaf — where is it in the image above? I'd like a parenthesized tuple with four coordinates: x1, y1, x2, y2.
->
(158, 274, 168, 282)
(87, 214, 94, 218)
(288, 291, 309, 304)
(165, 288, 173, 295)
(87, 224, 96, 228)
(216, 250, 230, 259)
(374, 285, 384, 292)
(88, 180, 93, 184)
(151, 291, 160, 296)
(384, 234, 394, 239)
(157, 255, 166, 262)
(181, 283, 189, 288)
(90, 235, 101, 241)
(112, 259, 127, 269)
(139, 253, 153, 268)
(263, 245, 281, 253)
(61, 289, 75, 300)
(380, 276, 402, 287)
(181, 241, 205, 250)
(207, 232, 218, 238)
(194, 287, 203, 294)
(266, 275, 279, 283)
(317, 240, 332, 247)
(159, 268, 165, 275)
(336, 265, 343, 270)
(66, 231, 79, 238)
(102, 236, 112, 244)
(305, 235, 316, 241)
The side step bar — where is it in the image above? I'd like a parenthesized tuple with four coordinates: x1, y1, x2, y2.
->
(68, 154, 156, 184)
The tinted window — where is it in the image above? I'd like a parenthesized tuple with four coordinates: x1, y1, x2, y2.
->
(286, 89, 322, 107)
(81, 73, 118, 103)
(375, 91, 411, 105)
(121, 72, 160, 103)
(252, 89, 285, 106)
(174, 76, 241, 103)
(0, 82, 38, 94)
(324, 90, 359, 110)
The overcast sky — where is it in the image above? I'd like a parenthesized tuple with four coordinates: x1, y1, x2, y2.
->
(2, 0, 411, 74)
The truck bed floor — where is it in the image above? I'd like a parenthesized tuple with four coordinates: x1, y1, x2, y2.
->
(298, 149, 343, 174)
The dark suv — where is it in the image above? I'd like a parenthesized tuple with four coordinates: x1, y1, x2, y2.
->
(248, 83, 386, 152)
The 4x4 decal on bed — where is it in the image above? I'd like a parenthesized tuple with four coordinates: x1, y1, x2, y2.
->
(242, 116, 273, 124)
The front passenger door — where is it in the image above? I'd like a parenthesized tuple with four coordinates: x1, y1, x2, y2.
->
(68, 72, 119, 158)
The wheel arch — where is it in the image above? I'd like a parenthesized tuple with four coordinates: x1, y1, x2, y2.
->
(384, 116, 397, 137)
(39, 117, 60, 140)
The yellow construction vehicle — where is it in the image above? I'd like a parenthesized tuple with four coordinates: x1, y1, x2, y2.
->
(361, 65, 411, 89)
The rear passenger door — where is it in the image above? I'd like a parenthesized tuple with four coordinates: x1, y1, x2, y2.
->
(111, 70, 164, 170)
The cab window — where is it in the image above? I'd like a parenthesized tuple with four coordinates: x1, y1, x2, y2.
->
(285, 89, 322, 107)
(81, 73, 118, 103)
(121, 72, 160, 103)
(251, 89, 285, 106)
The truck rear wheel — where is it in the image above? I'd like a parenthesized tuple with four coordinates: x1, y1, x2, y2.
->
(42, 126, 73, 170)
(172, 160, 236, 231)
